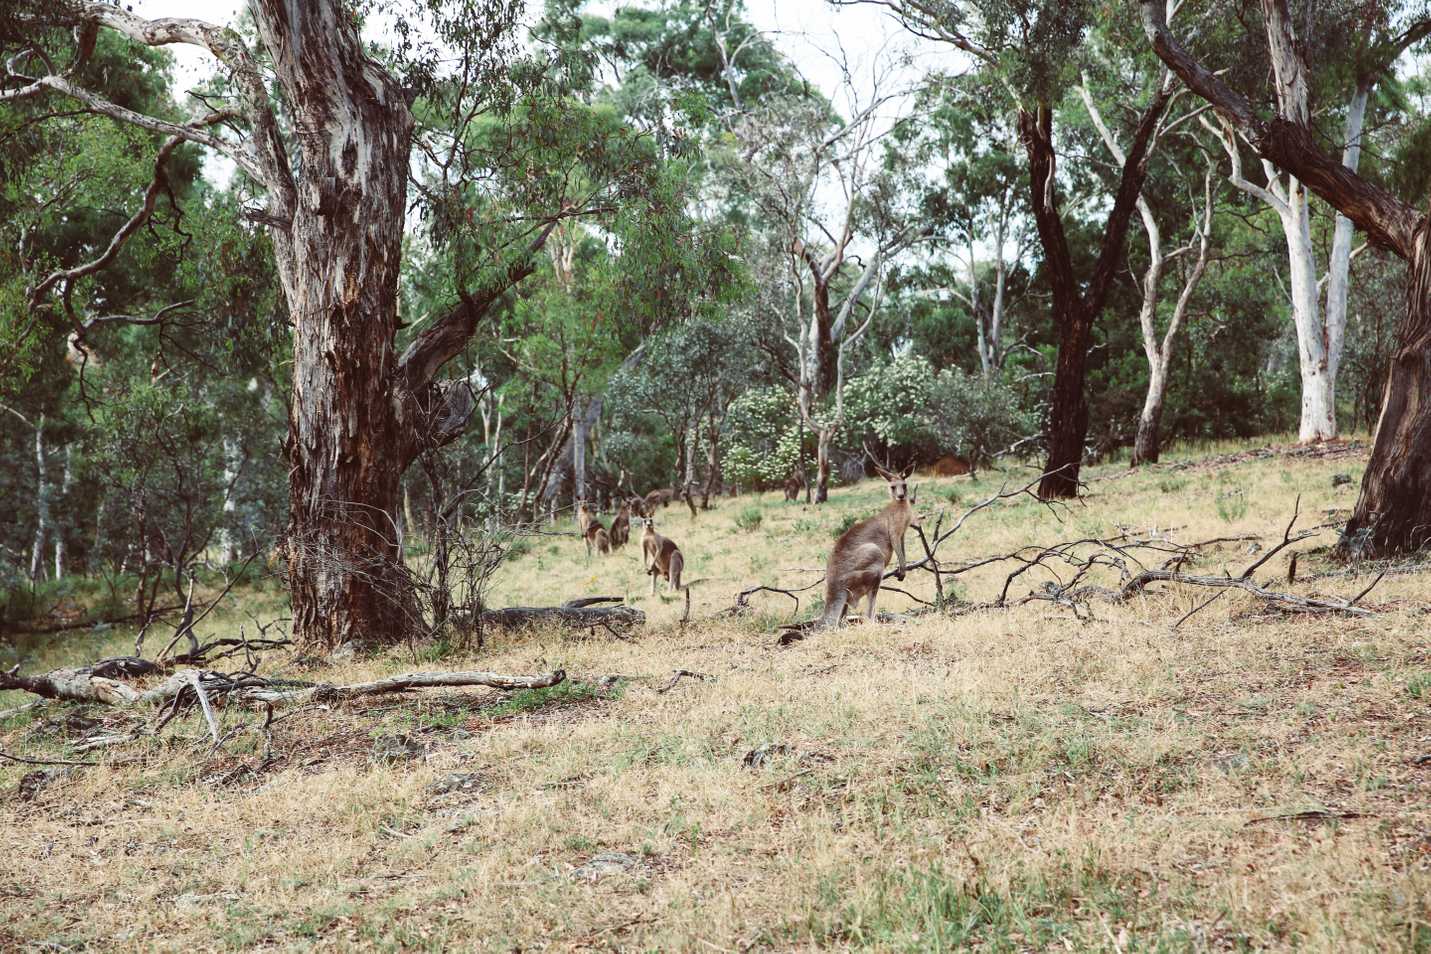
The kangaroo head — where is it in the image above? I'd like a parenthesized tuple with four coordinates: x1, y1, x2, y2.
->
(873, 462, 913, 501)
(641, 516, 656, 532)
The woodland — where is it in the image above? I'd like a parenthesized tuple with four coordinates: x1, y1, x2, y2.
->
(0, 1, 1429, 950)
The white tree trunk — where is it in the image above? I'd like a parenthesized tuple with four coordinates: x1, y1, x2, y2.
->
(572, 412, 588, 504)
(1322, 80, 1369, 403)
(54, 442, 73, 579)
(30, 415, 50, 582)
(1282, 182, 1336, 441)
(218, 435, 241, 564)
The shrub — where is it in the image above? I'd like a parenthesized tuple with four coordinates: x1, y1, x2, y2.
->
(832, 513, 859, 538)
(841, 356, 1035, 469)
(724, 387, 803, 489)
(734, 506, 763, 533)
(1215, 488, 1249, 522)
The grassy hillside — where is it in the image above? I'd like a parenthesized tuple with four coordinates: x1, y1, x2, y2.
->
(2, 439, 1427, 951)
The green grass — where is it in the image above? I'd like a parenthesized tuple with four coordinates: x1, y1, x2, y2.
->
(734, 505, 763, 532)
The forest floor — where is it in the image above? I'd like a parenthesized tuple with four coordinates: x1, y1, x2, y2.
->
(1, 437, 1428, 952)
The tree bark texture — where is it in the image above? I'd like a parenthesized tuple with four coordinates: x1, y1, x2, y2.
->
(252, 2, 418, 652)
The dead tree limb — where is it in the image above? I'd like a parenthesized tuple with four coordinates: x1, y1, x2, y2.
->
(0, 664, 567, 710)
(238, 668, 567, 704)
(479, 604, 644, 630)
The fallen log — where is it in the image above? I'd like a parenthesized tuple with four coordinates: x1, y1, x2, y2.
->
(479, 604, 644, 630)
(0, 664, 567, 709)
(239, 668, 567, 704)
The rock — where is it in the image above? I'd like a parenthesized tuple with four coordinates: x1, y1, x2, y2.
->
(1331, 473, 1352, 488)
(427, 772, 483, 796)
(370, 734, 427, 764)
(743, 743, 793, 768)
(571, 851, 639, 882)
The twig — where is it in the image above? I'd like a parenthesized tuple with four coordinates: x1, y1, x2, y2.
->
(189, 671, 223, 748)
(655, 669, 714, 694)
(0, 750, 102, 767)
(1245, 809, 1369, 826)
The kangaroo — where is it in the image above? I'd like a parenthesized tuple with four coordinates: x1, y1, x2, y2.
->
(609, 502, 631, 549)
(817, 464, 921, 628)
(640, 516, 684, 594)
(577, 501, 607, 558)
(783, 474, 803, 501)
(644, 487, 675, 511)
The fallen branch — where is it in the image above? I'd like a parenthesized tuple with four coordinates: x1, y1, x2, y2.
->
(1103, 568, 1375, 617)
(655, 669, 714, 694)
(0, 663, 567, 710)
(0, 749, 103, 767)
(238, 668, 567, 704)
(480, 604, 644, 631)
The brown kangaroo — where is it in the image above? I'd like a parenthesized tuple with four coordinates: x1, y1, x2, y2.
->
(817, 464, 921, 628)
(783, 474, 803, 501)
(640, 516, 684, 594)
(609, 502, 631, 548)
(644, 487, 675, 511)
(577, 501, 608, 558)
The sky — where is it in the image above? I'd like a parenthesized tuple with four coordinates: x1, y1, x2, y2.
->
(132, 0, 944, 120)
(127, 0, 952, 251)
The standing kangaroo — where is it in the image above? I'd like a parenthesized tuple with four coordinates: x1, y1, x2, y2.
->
(609, 502, 631, 549)
(640, 516, 684, 594)
(818, 465, 921, 628)
(577, 501, 608, 558)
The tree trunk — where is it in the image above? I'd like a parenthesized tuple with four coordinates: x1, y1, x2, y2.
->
(218, 435, 241, 565)
(54, 443, 72, 579)
(1039, 302, 1093, 498)
(1281, 181, 1338, 441)
(254, 2, 418, 652)
(814, 426, 832, 504)
(572, 411, 588, 504)
(30, 415, 49, 582)
(813, 279, 837, 399)
(1131, 357, 1168, 466)
(1019, 91, 1169, 500)
(1340, 222, 1431, 556)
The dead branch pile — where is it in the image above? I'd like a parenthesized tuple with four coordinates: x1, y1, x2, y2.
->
(748, 477, 1391, 640)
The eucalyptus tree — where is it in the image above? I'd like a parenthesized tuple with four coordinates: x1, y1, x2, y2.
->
(887, 70, 1031, 378)
(1185, 2, 1431, 442)
(725, 48, 927, 502)
(1142, 0, 1431, 556)
(0, 1, 702, 652)
(847, 0, 1174, 499)
(1075, 22, 1222, 466)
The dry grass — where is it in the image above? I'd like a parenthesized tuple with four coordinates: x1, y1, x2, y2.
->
(2, 438, 1428, 952)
